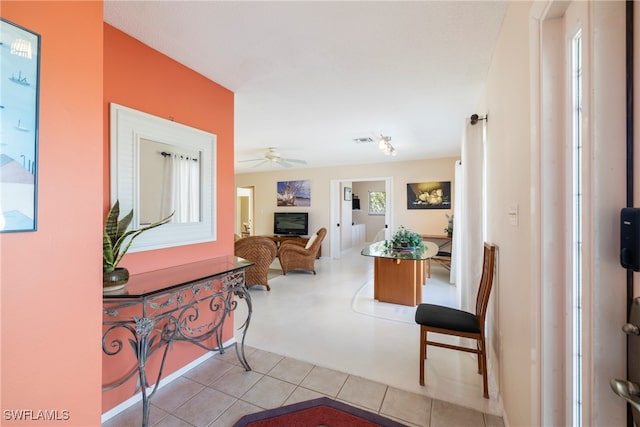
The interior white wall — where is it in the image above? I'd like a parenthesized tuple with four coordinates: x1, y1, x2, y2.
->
(235, 157, 457, 258)
(340, 181, 353, 249)
(236, 187, 252, 236)
(352, 180, 385, 241)
(139, 139, 165, 224)
(484, 3, 534, 425)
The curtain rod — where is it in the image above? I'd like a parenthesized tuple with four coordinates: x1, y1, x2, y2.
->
(160, 151, 198, 162)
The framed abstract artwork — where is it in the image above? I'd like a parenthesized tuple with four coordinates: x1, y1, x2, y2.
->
(407, 181, 451, 210)
(277, 180, 311, 207)
(0, 18, 41, 232)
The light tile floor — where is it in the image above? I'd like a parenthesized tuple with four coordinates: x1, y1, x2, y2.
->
(104, 346, 504, 427)
(104, 243, 505, 426)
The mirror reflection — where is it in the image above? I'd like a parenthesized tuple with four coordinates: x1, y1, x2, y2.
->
(139, 139, 201, 225)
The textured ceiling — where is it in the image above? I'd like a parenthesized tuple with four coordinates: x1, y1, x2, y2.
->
(104, 1, 507, 172)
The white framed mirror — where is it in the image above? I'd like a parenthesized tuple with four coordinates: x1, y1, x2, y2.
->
(110, 103, 217, 252)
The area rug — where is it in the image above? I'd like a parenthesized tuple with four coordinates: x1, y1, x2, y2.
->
(351, 280, 417, 324)
(233, 397, 407, 427)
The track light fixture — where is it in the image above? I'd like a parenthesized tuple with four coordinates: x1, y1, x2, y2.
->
(470, 114, 488, 125)
(379, 135, 397, 156)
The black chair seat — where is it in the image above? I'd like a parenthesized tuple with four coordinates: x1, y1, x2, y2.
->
(415, 304, 480, 334)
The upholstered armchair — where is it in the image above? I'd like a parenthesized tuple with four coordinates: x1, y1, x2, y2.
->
(234, 236, 278, 290)
(278, 228, 326, 275)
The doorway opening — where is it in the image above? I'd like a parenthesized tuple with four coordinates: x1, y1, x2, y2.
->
(236, 186, 254, 238)
(329, 177, 393, 259)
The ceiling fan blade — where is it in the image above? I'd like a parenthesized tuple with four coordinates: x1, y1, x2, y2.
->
(252, 160, 269, 168)
(276, 159, 293, 168)
(238, 148, 307, 168)
(282, 158, 307, 164)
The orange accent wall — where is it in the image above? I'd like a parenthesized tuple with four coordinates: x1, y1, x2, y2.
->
(1, 2, 104, 426)
(102, 25, 236, 412)
(103, 24, 235, 273)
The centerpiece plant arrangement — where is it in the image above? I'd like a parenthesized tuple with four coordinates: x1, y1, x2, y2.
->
(103, 200, 173, 291)
(385, 225, 425, 251)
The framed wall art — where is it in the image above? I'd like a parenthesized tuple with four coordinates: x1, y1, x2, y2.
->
(344, 187, 352, 201)
(368, 191, 386, 215)
(277, 180, 311, 207)
(407, 181, 451, 210)
(0, 18, 41, 232)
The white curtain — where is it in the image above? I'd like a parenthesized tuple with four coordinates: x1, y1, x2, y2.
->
(457, 119, 485, 312)
(451, 160, 462, 288)
(161, 153, 200, 223)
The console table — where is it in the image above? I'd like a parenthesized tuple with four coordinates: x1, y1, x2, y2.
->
(102, 257, 253, 427)
(361, 241, 438, 306)
(266, 235, 321, 258)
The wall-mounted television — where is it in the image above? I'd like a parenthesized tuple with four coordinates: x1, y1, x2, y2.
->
(274, 212, 309, 236)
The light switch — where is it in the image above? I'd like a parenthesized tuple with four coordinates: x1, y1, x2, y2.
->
(508, 205, 519, 226)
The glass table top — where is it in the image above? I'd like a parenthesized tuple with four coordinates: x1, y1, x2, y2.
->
(361, 240, 439, 260)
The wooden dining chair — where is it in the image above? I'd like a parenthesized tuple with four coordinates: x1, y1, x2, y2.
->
(414, 242, 496, 398)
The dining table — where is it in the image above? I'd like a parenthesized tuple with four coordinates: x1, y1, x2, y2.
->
(361, 240, 438, 306)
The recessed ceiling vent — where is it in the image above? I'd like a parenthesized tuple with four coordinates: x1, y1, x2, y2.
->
(352, 137, 374, 144)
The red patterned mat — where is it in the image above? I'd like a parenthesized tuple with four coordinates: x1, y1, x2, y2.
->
(233, 397, 407, 427)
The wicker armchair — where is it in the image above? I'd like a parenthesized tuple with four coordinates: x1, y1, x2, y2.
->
(278, 228, 326, 275)
(234, 236, 278, 290)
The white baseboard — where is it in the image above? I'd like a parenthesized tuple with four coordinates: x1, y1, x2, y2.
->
(101, 337, 236, 423)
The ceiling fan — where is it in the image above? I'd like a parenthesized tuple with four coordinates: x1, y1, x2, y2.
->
(238, 147, 307, 168)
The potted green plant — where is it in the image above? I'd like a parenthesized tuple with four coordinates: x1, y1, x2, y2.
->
(388, 225, 424, 251)
(444, 214, 454, 237)
(103, 200, 173, 291)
